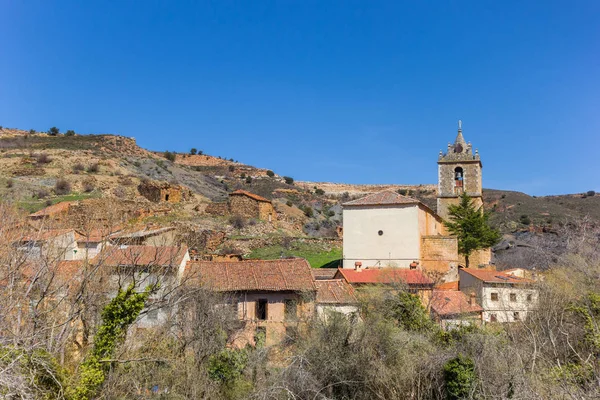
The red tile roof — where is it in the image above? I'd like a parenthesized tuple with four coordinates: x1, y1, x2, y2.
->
(97, 245, 188, 268)
(20, 229, 74, 242)
(229, 189, 271, 203)
(342, 190, 419, 207)
(459, 268, 535, 285)
(435, 281, 459, 291)
(29, 201, 72, 218)
(311, 268, 339, 280)
(315, 280, 358, 304)
(76, 227, 122, 243)
(430, 290, 483, 317)
(336, 268, 433, 286)
(190, 258, 316, 292)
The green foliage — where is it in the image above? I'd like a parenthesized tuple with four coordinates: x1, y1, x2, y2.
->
(283, 176, 294, 185)
(190, 148, 197, 155)
(570, 292, 600, 354)
(163, 150, 176, 162)
(315, 188, 325, 195)
(444, 193, 501, 267)
(208, 348, 248, 383)
(586, 190, 595, 197)
(69, 283, 152, 400)
(519, 214, 531, 225)
(444, 354, 477, 400)
(65, 130, 75, 136)
(54, 178, 71, 195)
(266, 170, 275, 177)
(248, 241, 342, 268)
(48, 126, 60, 136)
(245, 176, 252, 184)
(301, 205, 314, 218)
(386, 291, 436, 332)
(29, 129, 36, 135)
(397, 188, 408, 195)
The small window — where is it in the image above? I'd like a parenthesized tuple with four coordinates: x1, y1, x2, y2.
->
(527, 294, 532, 302)
(490, 292, 499, 301)
(490, 314, 497, 322)
(284, 299, 297, 321)
(510, 293, 517, 302)
(256, 299, 268, 320)
(165, 194, 170, 201)
(378, 230, 383, 236)
(513, 312, 520, 321)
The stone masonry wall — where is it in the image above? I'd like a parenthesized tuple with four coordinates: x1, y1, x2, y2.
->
(229, 195, 261, 219)
(421, 235, 459, 282)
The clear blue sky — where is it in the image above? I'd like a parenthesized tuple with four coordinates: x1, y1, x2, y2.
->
(1, 1, 598, 196)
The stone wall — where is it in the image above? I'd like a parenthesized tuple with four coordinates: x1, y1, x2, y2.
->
(230, 195, 261, 219)
(138, 181, 191, 203)
(420, 235, 459, 282)
(205, 202, 229, 216)
(460, 248, 492, 268)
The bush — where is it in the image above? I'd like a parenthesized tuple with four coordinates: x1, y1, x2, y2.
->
(86, 163, 99, 173)
(519, 214, 531, 225)
(302, 205, 314, 218)
(229, 165, 235, 172)
(65, 130, 75, 136)
(36, 189, 50, 199)
(198, 150, 203, 155)
(266, 170, 275, 177)
(133, 160, 141, 167)
(315, 188, 325, 195)
(443, 355, 477, 400)
(164, 151, 176, 162)
(587, 190, 595, 197)
(283, 176, 294, 185)
(47, 127, 59, 136)
(82, 178, 95, 193)
(397, 189, 408, 196)
(240, 173, 246, 179)
(112, 186, 126, 198)
(72, 163, 85, 173)
(245, 176, 252, 184)
(54, 179, 71, 195)
(190, 148, 197, 155)
(6, 179, 14, 188)
(36, 153, 52, 164)
(29, 129, 36, 135)
(286, 200, 293, 207)
(229, 215, 246, 229)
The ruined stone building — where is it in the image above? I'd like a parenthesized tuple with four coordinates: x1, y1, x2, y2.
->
(229, 190, 276, 222)
(137, 180, 191, 203)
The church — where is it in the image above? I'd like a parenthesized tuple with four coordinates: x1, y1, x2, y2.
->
(341, 122, 491, 282)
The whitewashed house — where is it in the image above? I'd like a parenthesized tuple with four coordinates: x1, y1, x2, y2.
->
(16, 229, 78, 261)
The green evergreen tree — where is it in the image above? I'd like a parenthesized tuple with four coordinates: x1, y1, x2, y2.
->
(443, 193, 501, 267)
(444, 354, 477, 400)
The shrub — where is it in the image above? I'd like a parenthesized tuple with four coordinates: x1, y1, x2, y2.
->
(45, 199, 53, 206)
(47, 127, 59, 136)
(87, 163, 99, 173)
(240, 173, 246, 179)
(198, 150, 203, 155)
(266, 170, 275, 177)
(65, 130, 75, 136)
(112, 186, 126, 198)
(29, 129, 36, 135)
(54, 179, 71, 195)
(229, 165, 235, 172)
(397, 189, 408, 196)
(229, 215, 246, 229)
(190, 148, 197, 155)
(36, 189, 50, 199)
(286, 200, 293, 207)
(36, 153, 52, 164)
(72, 163, 85, 173)
(587, 190, 595, 197)
(501, 194, 506, 199)
(6, 179, 14, 188)
(315, 188, 325, 195)
(245, 176, 252, 184)
(82, 178, 95, 193)
(302, 206, 314, 218)
(164, 151, 176, 162)
(443, 355, 477, 400)
(283, 176, 294, 185)
(519, 214, 531, 225)
(133, 161, 141, 167)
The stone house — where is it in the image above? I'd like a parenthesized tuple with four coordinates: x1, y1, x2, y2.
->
(315, 279, 358, 320)
(137, 180, 191, 203)
(458, 268, 537, 323)
(229, 190, 276, 222)
(191, 258, 316, 347)
(16, 229, 78, 261)
(96, 245, 190, 327)
(428, 290, 483, 330)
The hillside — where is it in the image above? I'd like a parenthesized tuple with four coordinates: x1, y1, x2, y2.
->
(1, 127, 598, 269)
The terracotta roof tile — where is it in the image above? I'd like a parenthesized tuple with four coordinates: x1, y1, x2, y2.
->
(315, 280, 358, 304)
(336, 268, 433, 286)
(342, 190, 419, 207)
(435, 281, 459, 291)
(97, 245, 188, 268)
(189, 258, 316, 292)
(20, 229, 74, 242)
(430, 290, 483, 316)
(29, 201, 72, 218)
(460, 268, 535, 285)
(229, 190, 271, 203)
(311, 268, 338, 280)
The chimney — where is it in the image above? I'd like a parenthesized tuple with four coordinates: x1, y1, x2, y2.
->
(354, 261, 362, 272)
(409, 261, 419, 270)
(469, 293, 477, 306)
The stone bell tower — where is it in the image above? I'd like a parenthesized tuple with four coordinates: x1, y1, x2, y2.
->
(437, 121, 483, 220)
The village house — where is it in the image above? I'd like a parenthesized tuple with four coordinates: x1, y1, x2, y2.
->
(137, 180, 191, 203)
(190, 258, 316, 347)
(109, 226, 176, 246)
(428, 290, 483, 330)
(458, 268, 537, 323)
(95, 245, 190, 327)
(74, 227, 123, 260)
(28, 201, 72, 223)
(16, 229, 78, 261)
(314, 279, 359, 320)
(229, 189, 276, 222)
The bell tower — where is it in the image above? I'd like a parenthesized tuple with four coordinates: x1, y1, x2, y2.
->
(437, 121, 483, 220)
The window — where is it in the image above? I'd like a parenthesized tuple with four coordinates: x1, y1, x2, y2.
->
(527, 294, 532, 302)
(513, 312, 520, 321)
(284, 299, 297, 321)
(490, 292, 499, 301)
(490, 314, 497, 322)
(165, 194, 170, 201)
(510, 293, 517, 302)
(378, 230, 383, 236)
(256, 299, 268, 320)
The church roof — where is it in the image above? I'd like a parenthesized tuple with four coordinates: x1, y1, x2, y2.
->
(342, 190, 420, 207)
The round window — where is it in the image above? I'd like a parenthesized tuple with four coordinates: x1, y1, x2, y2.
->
(378, 230, 383, 236)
